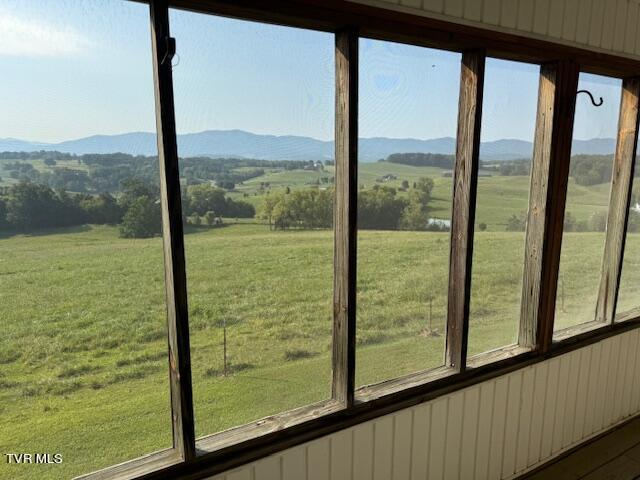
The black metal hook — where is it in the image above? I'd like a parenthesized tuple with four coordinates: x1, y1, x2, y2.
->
(577, 89, 603, 107)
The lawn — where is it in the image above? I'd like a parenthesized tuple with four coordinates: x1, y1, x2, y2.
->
(1, 219, 636, 479)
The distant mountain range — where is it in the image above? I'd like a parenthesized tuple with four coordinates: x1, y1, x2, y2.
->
(0, 130, 618, 162)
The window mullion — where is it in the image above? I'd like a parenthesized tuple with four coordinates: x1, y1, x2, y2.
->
(446, 50, 485, 372)
(595, 78, 640, 324)
(520, 61, 579, 352)
(149, 0, 196, 461)
(332, 27, 358, 407)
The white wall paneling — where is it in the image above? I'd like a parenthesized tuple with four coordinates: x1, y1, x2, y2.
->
(206, 329, 640, 480)
(351, 0, 640, 60)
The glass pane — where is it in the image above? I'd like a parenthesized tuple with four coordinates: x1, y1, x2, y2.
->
(468, 59, 538, 356)
(0, 1, 171, 479)
(356, 39, 459, 387)
(170, 10, 334, 438)
(554, 73, 621, 331)
(617, 161, 640, 317)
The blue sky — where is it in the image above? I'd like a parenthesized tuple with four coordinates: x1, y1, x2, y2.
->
(0, 0, 623, 146)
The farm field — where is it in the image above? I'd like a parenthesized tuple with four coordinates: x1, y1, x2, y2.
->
(2, 219, 640, 479)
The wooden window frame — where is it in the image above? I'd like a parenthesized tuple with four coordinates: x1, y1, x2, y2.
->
(74, 1, 640, 479)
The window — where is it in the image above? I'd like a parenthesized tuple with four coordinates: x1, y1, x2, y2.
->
(0, 1, 170, 479)
(2, 1, 640, 479)
(554, 73, 622, 331)
(618, 161, 640, 317)
(169, 10, 335, 437)
(356, 39, 459, 386)
(468, 58, 539, 356)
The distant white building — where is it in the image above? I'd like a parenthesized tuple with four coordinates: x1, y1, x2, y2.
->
(427, 218, 451, 229)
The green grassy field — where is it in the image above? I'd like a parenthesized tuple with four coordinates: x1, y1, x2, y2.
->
(0, 162, 633, 479)
(2, 222, 639, 479)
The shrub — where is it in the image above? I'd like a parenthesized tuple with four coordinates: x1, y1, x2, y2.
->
(589, 211, 608, 232)
(283, 349, 318, 361)
(57, 364, 101, 379)
(505, 213, 526, 232)
(204, 211, 217, 226)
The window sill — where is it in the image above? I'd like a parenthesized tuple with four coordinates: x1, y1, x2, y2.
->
(74, 448, 181, 480)
(355, 365, 455, 403)
(195, 399, 343, 454)
(467, 344, 531, 369)
(553, 320, 607, 342)
(615, 307, 640, 323)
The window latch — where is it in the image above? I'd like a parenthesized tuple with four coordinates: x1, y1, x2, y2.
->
(161, 36, 176, 66)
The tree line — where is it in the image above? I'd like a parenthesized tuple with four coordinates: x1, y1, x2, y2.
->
(1, 151, 324, 194)
(0, 180, 254, 238)
(389, 152, 640, 188)
(384, 152, 453, 168)
(486, 154, 640, 187)
(256, 178, 447, 231)
(505, 208, 640, 233)
(0, 180, 154, 237)
(484, 159, 531, 176)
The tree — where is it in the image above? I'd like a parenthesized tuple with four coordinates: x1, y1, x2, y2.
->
(257, 189, 332, 230)
(5, 182, 85, 230)
(204, 211, 217, 226)
(400, 199, 428, 230)
(224, 198, 255, 218)
(185, 183, 254, 218)
(570, 155, 613, 186)
(258, 193, 279, 229)
(399, 178, 434, 231)
(498, 160, 531, 176)
(629, 210, 640, 233)
(79, 193, 122, 224)
(119, 196, 161, 238)
(43, 158, 57, 166)
(272, 194, 293, 230)
(385, 152, 453, 168)
(413, 177, 434, 203)
(119, 178, 158, 210)
(358, 186, 406, 230)
(564, 212, 576, 231)
(478, 222, 487, 231)
(0, 197, 8, 229)
(401, 180, 410, 190)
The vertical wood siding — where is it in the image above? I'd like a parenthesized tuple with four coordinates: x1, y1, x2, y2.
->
(207, 328, 640, 480)
(350, 0, 640, 59)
